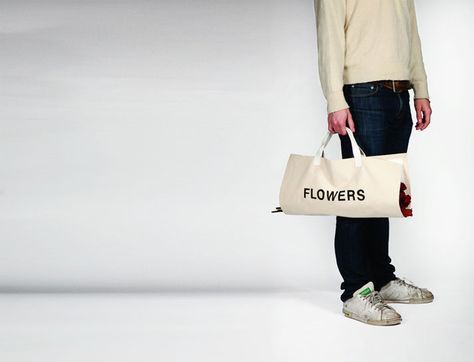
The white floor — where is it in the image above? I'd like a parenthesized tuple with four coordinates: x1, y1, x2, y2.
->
(0, 287, 472, 362)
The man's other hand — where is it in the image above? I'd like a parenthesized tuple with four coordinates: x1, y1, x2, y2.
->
(328, 108, 355, 135)
(414, 98, 432, 131)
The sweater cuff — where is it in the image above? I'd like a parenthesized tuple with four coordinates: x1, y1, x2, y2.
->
(326, 90, 349, 113)
(411, 80, 430, 100)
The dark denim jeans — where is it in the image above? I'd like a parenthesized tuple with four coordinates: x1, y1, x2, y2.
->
(335, 80, 413, 302)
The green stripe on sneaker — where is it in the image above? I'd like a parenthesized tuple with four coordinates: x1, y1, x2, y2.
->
(359, 287, 372, 296)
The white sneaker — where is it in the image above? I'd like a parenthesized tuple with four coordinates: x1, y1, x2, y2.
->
(342, 281, 402, 326)
(379, 277, 434, 304)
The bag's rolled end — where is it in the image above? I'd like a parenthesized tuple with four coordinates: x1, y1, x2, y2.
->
(271, 206, 283, 213)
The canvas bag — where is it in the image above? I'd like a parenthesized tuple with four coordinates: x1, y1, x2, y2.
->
(273, 127, 412, 217)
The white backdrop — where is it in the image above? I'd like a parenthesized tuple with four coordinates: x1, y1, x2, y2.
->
(1, 0, 472, 292)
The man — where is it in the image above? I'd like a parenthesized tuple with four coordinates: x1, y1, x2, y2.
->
(314, 0, 434, 326)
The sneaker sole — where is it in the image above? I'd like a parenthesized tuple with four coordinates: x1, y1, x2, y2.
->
(342, 309, 402, 326)
(383, 297, 434, 304)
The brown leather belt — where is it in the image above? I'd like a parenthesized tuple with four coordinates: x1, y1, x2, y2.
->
(375, 80, 413, 92)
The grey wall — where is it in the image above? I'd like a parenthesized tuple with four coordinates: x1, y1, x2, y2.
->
(1, 0, 472, 291)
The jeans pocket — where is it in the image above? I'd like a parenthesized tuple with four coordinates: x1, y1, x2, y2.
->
(344, 82, 380, 97)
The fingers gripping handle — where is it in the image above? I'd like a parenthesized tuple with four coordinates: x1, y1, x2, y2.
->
(312, 127, 365, 167)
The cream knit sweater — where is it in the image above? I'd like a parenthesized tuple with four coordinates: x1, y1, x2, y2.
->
(314, 0, 430, 113)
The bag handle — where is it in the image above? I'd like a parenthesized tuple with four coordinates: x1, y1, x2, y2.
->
(312, 127, 366, 167)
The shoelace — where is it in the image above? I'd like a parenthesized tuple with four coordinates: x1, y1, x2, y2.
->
(394, 277, 420, 291)
(362, 291, 393, 311)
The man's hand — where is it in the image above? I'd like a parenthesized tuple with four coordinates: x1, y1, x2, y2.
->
(328, 108, 355, 135)
(414, 98, 432, 131)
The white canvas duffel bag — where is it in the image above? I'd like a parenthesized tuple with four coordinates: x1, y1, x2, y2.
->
(272, 127, 413, 218)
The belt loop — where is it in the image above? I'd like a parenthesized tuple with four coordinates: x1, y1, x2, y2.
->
(392, 80, 395, 92)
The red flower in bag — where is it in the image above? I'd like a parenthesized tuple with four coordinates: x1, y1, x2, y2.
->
(399, 182, 412, 217)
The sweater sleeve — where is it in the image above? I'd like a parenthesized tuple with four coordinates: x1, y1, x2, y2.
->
(408, 0, 430, 99)
(314, 0, 349, 113)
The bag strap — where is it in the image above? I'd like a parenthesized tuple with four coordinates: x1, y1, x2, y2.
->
(312, 127, 366, 167)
